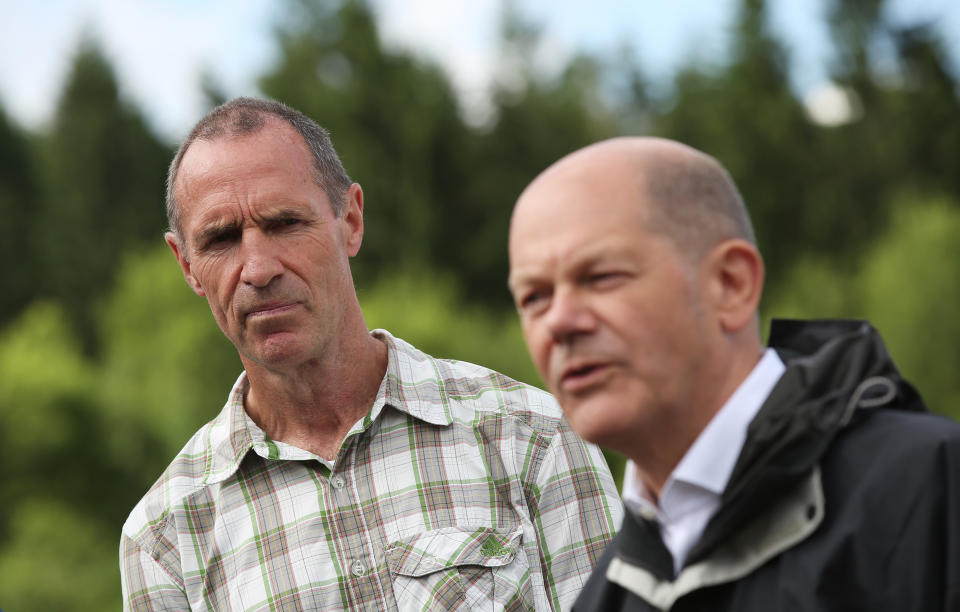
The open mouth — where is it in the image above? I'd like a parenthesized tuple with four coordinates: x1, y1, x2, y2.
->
(567, 364, 601, 378)
(560, 362, 609, 392)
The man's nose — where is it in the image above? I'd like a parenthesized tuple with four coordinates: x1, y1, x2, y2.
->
(239, 230, 284, 288)
(544, 288, 596, 343)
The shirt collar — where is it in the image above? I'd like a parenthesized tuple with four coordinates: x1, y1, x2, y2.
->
(204, 371, 256, 484)
(623, 348, 785, 518)
(202, 329, 453, 484)
(669, 347, 786, 496)
(372, 329, 456, 428)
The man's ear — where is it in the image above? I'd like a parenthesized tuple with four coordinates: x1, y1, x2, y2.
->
(341, 183, 364, 257)
(703, 239, 764, 333)
(165, 232, 205, 297)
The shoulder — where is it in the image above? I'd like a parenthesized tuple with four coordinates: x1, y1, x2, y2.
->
(841, 407, 960, 455)
(434, 356, 561, 428)
(823, 407, 960, 502)
(121, 409, 228, 543)
(375, 329, 564, 435)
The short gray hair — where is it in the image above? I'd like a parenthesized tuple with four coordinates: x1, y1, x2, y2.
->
(166, 97, 352, 241)
(642, 151, 756, 259)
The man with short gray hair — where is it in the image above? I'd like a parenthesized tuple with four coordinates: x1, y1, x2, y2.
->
(120, 97, 622, 610)
(508, 137, 960, 611)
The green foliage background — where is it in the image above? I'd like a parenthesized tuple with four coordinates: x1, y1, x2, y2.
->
(1, 0, 959, 608)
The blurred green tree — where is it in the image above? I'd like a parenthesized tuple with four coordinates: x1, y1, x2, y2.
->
(765, 195, 960, 421)
(458, 6, 619, 306)
(32, 36, 171, 351)
(0, 302, 138, 610)
(98, 245, 240, 462)
(359, 265, 538, 384)
(258, 0, 622, 307)
(0, 499, 118, 610)
(798, 0, 960, 282)
(652, 0, 816, 288)
(859, 198, 960, 419)
(0, 104, 40, 324)
(260, 0, 473, 289)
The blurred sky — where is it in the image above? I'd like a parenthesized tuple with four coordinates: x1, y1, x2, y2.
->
(1, 0, 957, 142)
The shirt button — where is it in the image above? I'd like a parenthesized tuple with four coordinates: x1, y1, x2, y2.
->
(331, 475, 346, 490)
(350, 559, 367, 577)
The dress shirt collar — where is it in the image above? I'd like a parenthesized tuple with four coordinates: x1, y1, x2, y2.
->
(667, 347, 786, 501)
(623, 347, 786, 522)
(621, 348, 785, 573)
(203, 329, 455, 483)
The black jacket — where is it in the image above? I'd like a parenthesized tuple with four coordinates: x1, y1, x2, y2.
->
(574, 319, 960, 611)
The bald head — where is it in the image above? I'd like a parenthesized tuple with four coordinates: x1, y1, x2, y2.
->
(508, 137, 766, 471)
(513, 137, 755, 262)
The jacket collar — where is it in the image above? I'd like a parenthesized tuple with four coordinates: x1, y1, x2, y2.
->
(616, 319, 918, 576)
(686, 318, 917, 565)
(617, 320, 900, 588)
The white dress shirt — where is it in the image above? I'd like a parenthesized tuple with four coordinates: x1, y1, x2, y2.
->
(621, 348, 786, 574)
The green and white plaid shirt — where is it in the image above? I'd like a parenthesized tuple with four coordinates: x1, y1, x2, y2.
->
(121, 330, 623, 611)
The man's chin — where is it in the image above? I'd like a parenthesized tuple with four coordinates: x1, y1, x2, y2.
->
(563, 398, 623, 447)
(243, 334, 308, 368)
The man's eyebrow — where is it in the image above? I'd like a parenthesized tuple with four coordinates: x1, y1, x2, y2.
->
(508, 247, 636, 289)
(507, 271, 541, 293)
(262, 208, 304, 222)
(194, 220, 240, 246)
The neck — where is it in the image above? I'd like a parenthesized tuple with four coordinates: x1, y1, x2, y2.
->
(242, 328, 388, 461)
(627, 341, 765, 498)
(626, 414, 706, 500)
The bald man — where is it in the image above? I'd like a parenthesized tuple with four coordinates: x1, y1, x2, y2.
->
(508, 137, 960, 611)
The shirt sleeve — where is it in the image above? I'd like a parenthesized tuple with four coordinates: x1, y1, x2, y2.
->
(527, 419, 624, 610)
(120, 532, 190, 611)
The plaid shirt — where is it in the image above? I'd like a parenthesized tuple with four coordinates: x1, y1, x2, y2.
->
(121, 330, 623, 611)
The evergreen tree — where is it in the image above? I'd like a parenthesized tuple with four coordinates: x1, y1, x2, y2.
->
(260, 0, 472, 287)
(0, 103, 40, 324)
(33, 36, 171, 350)
(652, 0, 814, 287)
(459, 7, 618, 305)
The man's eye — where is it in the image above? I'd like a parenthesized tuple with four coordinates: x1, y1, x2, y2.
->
(589, 272, 627, 289)
(519, 290, 550, 311)
(270, 217, 303, 230)
(202, 230, 239, 249)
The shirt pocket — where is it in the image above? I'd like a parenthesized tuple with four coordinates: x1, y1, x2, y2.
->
(385, 524, 534, 612)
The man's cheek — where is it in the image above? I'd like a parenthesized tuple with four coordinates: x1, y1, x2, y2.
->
(533, 342, 549, 377)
